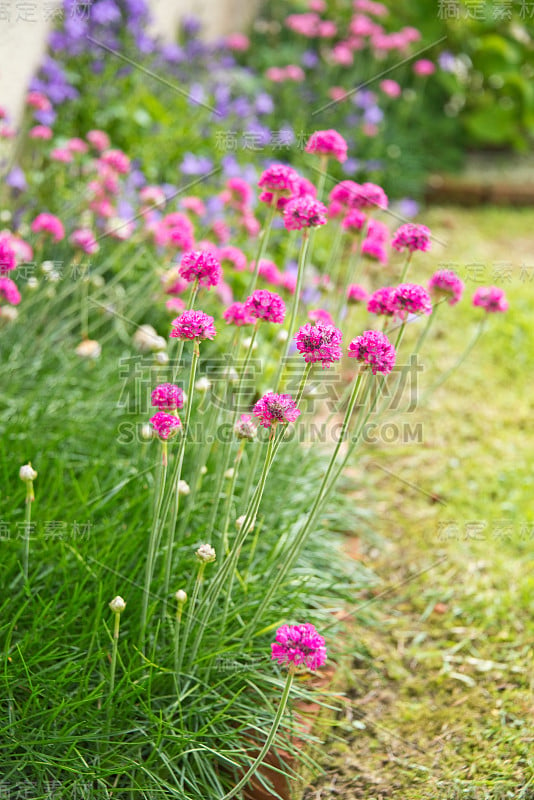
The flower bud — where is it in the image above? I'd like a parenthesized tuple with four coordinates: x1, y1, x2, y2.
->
(154, 350, 169, 365)
(196, 543, 216, 563)
(195, 376, 211, 392)
(177, 480, 190, 496)
(200, 465, 208, 475)
(175, 589, 187, 604)
(75, 339, 102, 359)
(19, 463, 37, 482)
(109, 596, 126, 613)
(236, 515, 255, 533)
(224, 468, 235, 480)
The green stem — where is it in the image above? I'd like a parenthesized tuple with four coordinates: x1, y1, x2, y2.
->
(22, 483, 33, 581)
(162, 340, 200, 614)
(246, 203, 277, 296)
(399, 252, 413, 283)
(221, 439, 246, 556)
(140, 446, 169, 645)
(421, 317, 487, 403)
(176, 562, 206, 677)
(219, 670, 295, 800)
(109, 612, 121, 701)
(172, 281, 199, 383)
(275, 233, 310, 392)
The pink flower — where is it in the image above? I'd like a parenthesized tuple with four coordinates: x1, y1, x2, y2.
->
(66, 137, 88, 154)
(181, 196, 206, 216)
(392, 223, 431, 253)
(225, 32, 250, 51)
(380, 79, 402, 97)
(318, 20, 337, 37)
(331, 43, 353, 66)
(305, 130, 348, 163)
(255, 259, 281, 286)
(225, 177, 253, 209)
(86, 129, 111, 151)
(27, 91, 51, 111)
(279, 271, 297, 293)
(342, 209, 367, 234)
(414, 59, 435, 76)
(151, 383, 184, 411)
(155, 213, 195, 251)
(271, 623, 327, 671)
(329, 181, 362, 216)
(0, 277, 21, 305)
(355, 182, 388, 211)
(179, 249, 222, 288)
(170, 309, 216, 340)
(31, 213, 65, 242)
(253, 392, 301, 428)
(234, 413, 257, 440)
(29, 125, 53, 140)
(428, 270, 464, 306)
(472, 286, 508, 313)
(265, 67, 285, 83)
(223, 301, 255, 326)
(150, 411, 182, 439)
(286, 12, 320, 37)
(348, 330, 396, 374)
(347, 284, 369, 303)
(140, 185, 167, 209)
(283, 197, 328, 231)
(244, 290, 286, 324)
(354, 0, 388, 17)
(367, 286, 397, 316)
(258, 164, 299, 199)
(70, 228, 99, 255)
(309, 0, 326, 11)
(393, 283, 432, 317)
(219, 246, 247, 272)
(162, 269, 187, 296)
(166, 297, 186, 314)
(308, 308, 334, 326)
(51, 148, 73, 163)
(0, 236, 17, 274)
(295, 322, 343, 368)
(285, 64, 306, 81)
(361, 235, 388, 264)
(100, 148, 131, 174)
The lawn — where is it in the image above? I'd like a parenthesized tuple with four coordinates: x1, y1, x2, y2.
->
(304, 206, 534, 800)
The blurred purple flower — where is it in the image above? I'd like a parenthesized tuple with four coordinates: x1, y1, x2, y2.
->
(397, 197, 420, 219)
(6, 166, 27, 192)
(363, 106, 384, 125)
(302, 50, 319, 68)
(92, 0, 121, 24)
(255, 93, 274, 114)
(180, 153, 214, 175)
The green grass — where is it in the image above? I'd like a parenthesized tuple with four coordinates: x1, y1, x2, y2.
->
(303, 206, 534, 800)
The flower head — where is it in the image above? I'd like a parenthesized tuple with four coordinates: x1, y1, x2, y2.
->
(70, 228, 99, 255)
(282, 197, 328, 231)
(428, 270, 464, 306)
(0, 236, 16, 274)
(109, 596, 126, 613)
(244, 290, 286, 324)
(342, 209, 367, 234)
(258, 164, 299, 199)
(175, 589, 187, 604)
(271, 623, 327, 671)
(196, 543, 216, 563)
(348, 330, 396, 374)
(347, 284, 369, 303)
(31, 213, 65, 242)
(308, 308, 335, 326)
(295, 322, 343, 368)
(150, 411, 182, 439)
(151, 383, 184, 411)
(472, 286, 508, 313)
(75, 339, 102, 359)
(19, 464, 38, 482)
(234, 414, 257, 440)
(391, 223, 432, 253)
(179, 249, 222, 288)
(0, 277, 21, 306)
(367, 286, 397, 316)
(170, 310, 216, 340)
(253, 392, 301, 428)
(305, 130, 348, 163)
(392, 283, 432, 317)
(223, 301, 255, 327)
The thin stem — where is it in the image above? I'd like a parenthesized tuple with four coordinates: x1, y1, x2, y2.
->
(109, 612, 121, 701)
(219, 670, 295, 800)
(22, 483, 34, 581)
(81, 274, 89, 340)
(422, 317, 487, 403)
(399, 252, 413, 283)
(275, 233, 310, 392)
(162, 340, 200, 613)
(172, 281, 199, 383)
(246, 203, 277, 296)
(140, 447, 169, 644)
(294, 362, 313, 409)
(221, 439, 246, 556)
(176, 562, 206, 677)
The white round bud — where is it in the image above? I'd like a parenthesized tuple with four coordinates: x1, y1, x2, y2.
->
(200, 465, 208, 475)
(276, 329, 289, 343)
(140, 423, 154, 441)
(75, 339, 102, 359)
(235, 515, 254, 533)
(177, 480, 190, 496)
(196, 543, 216, 563)
(154, 350, 169, 365)
(0, 306, 18, 322)
(109, 596, 126, 613)
(242, 337, 258, 351)
(175, 589, 187, 604)
(195, 377, 211, 392)
(19, 464, 37, 482)
(41, 260, 54, 274)
(27, 277, 39, 290)
(133, 324, 166, 353)
(91, 274, 105, 289)
(224, 468, 235, 480)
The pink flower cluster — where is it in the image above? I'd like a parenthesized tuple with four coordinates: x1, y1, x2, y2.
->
(0, 277, 21, 306)
(151, 383, 184, 411)
(342, 209, 367, 234)
(305, 130, 348, 163)
(391, 223, 432, 253)
(347, 284, 369, 303)
(428, 270, 464, 306)
(295, 322, 343, 368)
(253, 392, 301, 428)
(179, 249, 222, 288)
(170, 310, 216, 340)
(271, 623, 327, 671)
(223, 301, 255, 327)
(348, 330, 396, 375)
(266, 65, 305, 83)
(31, 213, 65, 243)
(150, 411, 182, 440)
(329, 180, 388, 216)
(153, 212, 195, 251)
(258, 164, 299, 202)
(472, 286, 508, 313)
(367, 286, 396, 316)
(70, 228, 99, 255)
(393, 283, 432, 317)
(0, 236, 17, 275)
(244, 290, 286, 324)
(283, 197, 328, 231)
(361, 219, 389, 264)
